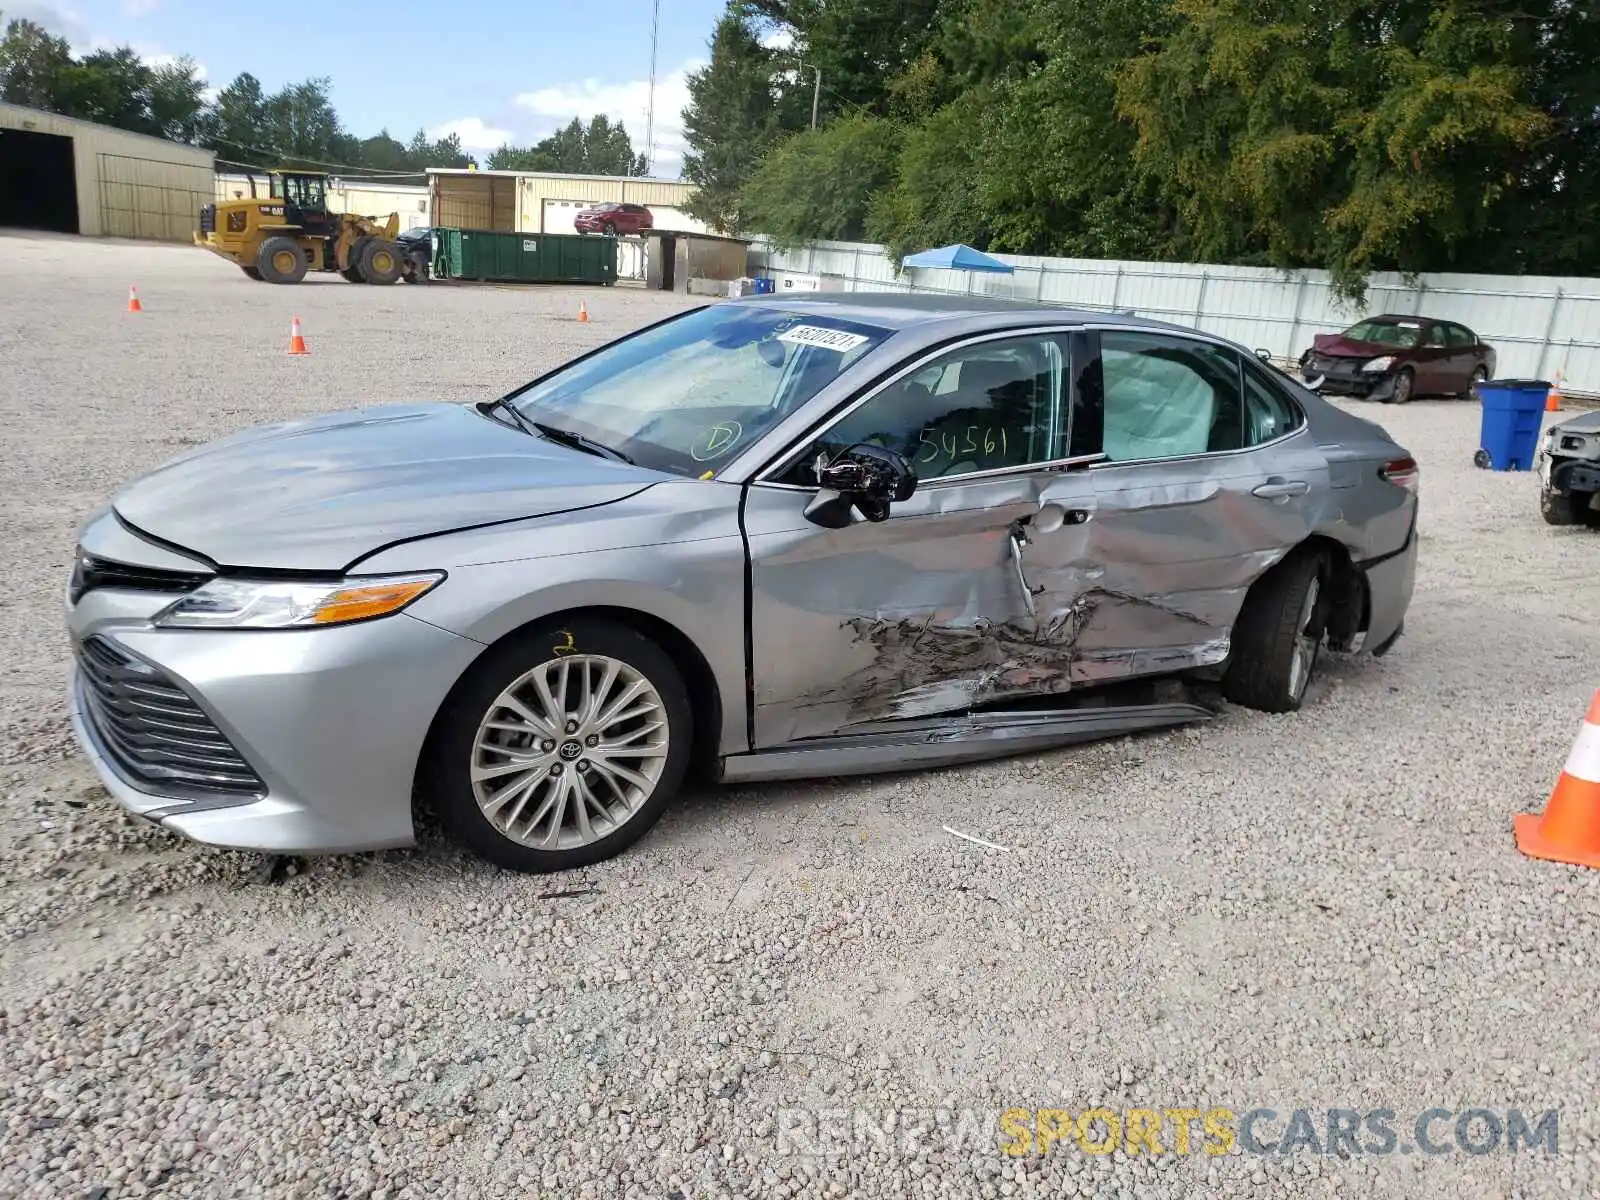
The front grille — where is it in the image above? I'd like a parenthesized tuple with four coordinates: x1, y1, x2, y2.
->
(75, 636, 265, 799)
(199, 203, 216, 234)
(69, 551, 210, 605)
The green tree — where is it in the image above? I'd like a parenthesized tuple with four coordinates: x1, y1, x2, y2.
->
(0, 16, 72, 109)
(486, 116, 646, 175)
(1115, 0, 1550, 299)
(739, 111, 903, 246)
(681, 3, 787, 233)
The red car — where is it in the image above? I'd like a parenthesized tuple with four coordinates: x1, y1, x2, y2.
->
(1298, 314, 1496, 404)
(572, 202, 654, 236)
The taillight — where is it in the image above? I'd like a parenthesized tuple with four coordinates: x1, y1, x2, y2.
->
(1381, 456, 1419, 492)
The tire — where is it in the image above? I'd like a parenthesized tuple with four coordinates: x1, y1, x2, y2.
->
(1541, 487, 1595, 527)
(425, 617, 694, 873)
(401, 252, 429, 283)
(601, 220, 618, 235)
(359, 238, 402, 285)
(1463, 365, 1488, 398)
(1221, 548, 1327, 714)
(1382, 369, 1415, 405)
(256, 236, 308, 284)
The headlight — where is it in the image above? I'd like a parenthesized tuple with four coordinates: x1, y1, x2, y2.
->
(153, 572, 443, 629)
(1361, 356, 1396, 373)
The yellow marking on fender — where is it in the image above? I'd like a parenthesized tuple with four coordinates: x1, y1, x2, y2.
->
(551, 630, 577, 656)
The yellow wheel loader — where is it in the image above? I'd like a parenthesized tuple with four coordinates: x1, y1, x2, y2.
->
(195, 169, 424, 285)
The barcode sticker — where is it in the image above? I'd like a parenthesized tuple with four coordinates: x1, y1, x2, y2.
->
(776, 325, 869, 353)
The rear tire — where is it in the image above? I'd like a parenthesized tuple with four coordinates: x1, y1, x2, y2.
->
(1222, 548, 1327, 714)
(256, 237, 308, 284)
(359, 238, 402, 285)
(1463, 365, 1488, 398)
(425, 617, 693, 873)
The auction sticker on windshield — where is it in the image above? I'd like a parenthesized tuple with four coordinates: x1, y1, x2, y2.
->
(777, 325, 870, 353)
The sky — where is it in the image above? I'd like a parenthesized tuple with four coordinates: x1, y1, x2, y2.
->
(4, 0, 751, 176)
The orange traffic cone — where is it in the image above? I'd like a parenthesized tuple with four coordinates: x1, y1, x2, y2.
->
(1515, 689, 1600, 869)
(577, 299, 589, 323)
(287, 315, 309, 355)
(1547, 370, 1564, 413)
(127, 286, 143, 313)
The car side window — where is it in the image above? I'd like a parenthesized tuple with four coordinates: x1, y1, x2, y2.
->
(1091, 332, 1246, 463)
(774, 335, 1069, 486)
(1448, 324, 1476, 348)
(1422, 324, 1447, 348)
(1241, 365, 1306, 446)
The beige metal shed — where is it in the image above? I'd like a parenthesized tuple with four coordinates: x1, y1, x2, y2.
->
(0, 102, 215, 241)
(426, 168, 701, 235)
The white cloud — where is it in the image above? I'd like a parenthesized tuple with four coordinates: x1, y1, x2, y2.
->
(426, 117, 516, 152)
(6, 2, 92, 45)
(760, 28, 794, 51)
(511, 58, 704, 176)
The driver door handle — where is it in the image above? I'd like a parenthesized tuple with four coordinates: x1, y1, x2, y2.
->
(1252, 478, 1310, 500)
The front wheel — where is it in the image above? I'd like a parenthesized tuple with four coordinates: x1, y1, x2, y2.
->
(425, 618, 693, 873)
(1222, 549, 1326, 714)
(359, 238, 403, 285)
(1383, 369, 1415, 405)
(1541, 487, 1600, 527)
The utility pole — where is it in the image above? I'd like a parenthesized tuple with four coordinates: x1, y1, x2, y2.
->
(644, 0, 661, 173)
(803, 61, 821, 129)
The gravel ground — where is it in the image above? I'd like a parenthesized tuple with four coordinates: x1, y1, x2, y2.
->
(2, 232, 1599, 1199)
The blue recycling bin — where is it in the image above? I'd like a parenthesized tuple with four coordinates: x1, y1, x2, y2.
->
(1474, 378, 1550, 471)
(751, 275, 776, 295)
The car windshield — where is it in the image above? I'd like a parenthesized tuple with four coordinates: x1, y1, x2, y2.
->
(1343, 319, 1422, 348)
(504, 304, 891, 477)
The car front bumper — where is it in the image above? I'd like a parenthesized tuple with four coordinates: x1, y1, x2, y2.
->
(1303, 364, 1398, 400)
(1547, 456, 1600, 495)
(67, 593, 484, 855)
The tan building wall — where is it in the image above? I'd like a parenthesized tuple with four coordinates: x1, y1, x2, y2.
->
(0, 102, 214, 240)
(214, 174, 431, 228)
(427, 169, 700, 235)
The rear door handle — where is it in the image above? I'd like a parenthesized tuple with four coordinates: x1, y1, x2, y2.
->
(1252, 479, 1310, 500)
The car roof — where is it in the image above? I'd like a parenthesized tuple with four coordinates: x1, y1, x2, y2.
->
(728, 292, 1201, 337)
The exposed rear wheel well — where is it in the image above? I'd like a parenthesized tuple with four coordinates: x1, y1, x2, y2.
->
(413, 606, 725, 825)
(1294, 534, 1366, 650)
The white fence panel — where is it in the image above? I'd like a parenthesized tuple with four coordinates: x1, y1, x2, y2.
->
(748, 238, 1600, 396)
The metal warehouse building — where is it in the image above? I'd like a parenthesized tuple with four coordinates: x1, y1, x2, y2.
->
(426, 168, 705, 236)
(0, 102, 215, 241)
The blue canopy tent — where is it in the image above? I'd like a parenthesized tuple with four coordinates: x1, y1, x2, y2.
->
(900, 243, 1015, 273)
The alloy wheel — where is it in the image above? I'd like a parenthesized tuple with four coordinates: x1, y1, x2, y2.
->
(470, 654, 669, 850)
(1288, 577, 1321, 702)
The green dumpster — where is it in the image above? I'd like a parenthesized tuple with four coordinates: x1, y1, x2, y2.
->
(431, 228, 617, 286)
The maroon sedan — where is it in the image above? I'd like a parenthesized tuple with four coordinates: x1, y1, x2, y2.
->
(573, 202, 654, 236)
(1298, 315, 1496, 404)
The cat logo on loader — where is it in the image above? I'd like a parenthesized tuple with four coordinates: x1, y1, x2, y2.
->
(194, 168, 426, 285)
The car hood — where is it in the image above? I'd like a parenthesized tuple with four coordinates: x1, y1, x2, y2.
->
(1310, 333, 1407, 359)
(1554, 410, 1600, 437)
(111, 401, 658, 572)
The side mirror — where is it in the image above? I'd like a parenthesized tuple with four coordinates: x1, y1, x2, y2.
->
(803, 442, 917, 529)
(1255, 348, 1274, 364)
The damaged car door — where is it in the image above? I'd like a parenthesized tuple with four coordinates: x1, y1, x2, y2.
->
(1038, 329, 1328, 684)
(742, 330, 1105, 747)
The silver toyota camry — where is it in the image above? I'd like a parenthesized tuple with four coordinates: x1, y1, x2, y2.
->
(65, 295, 1419, 873)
